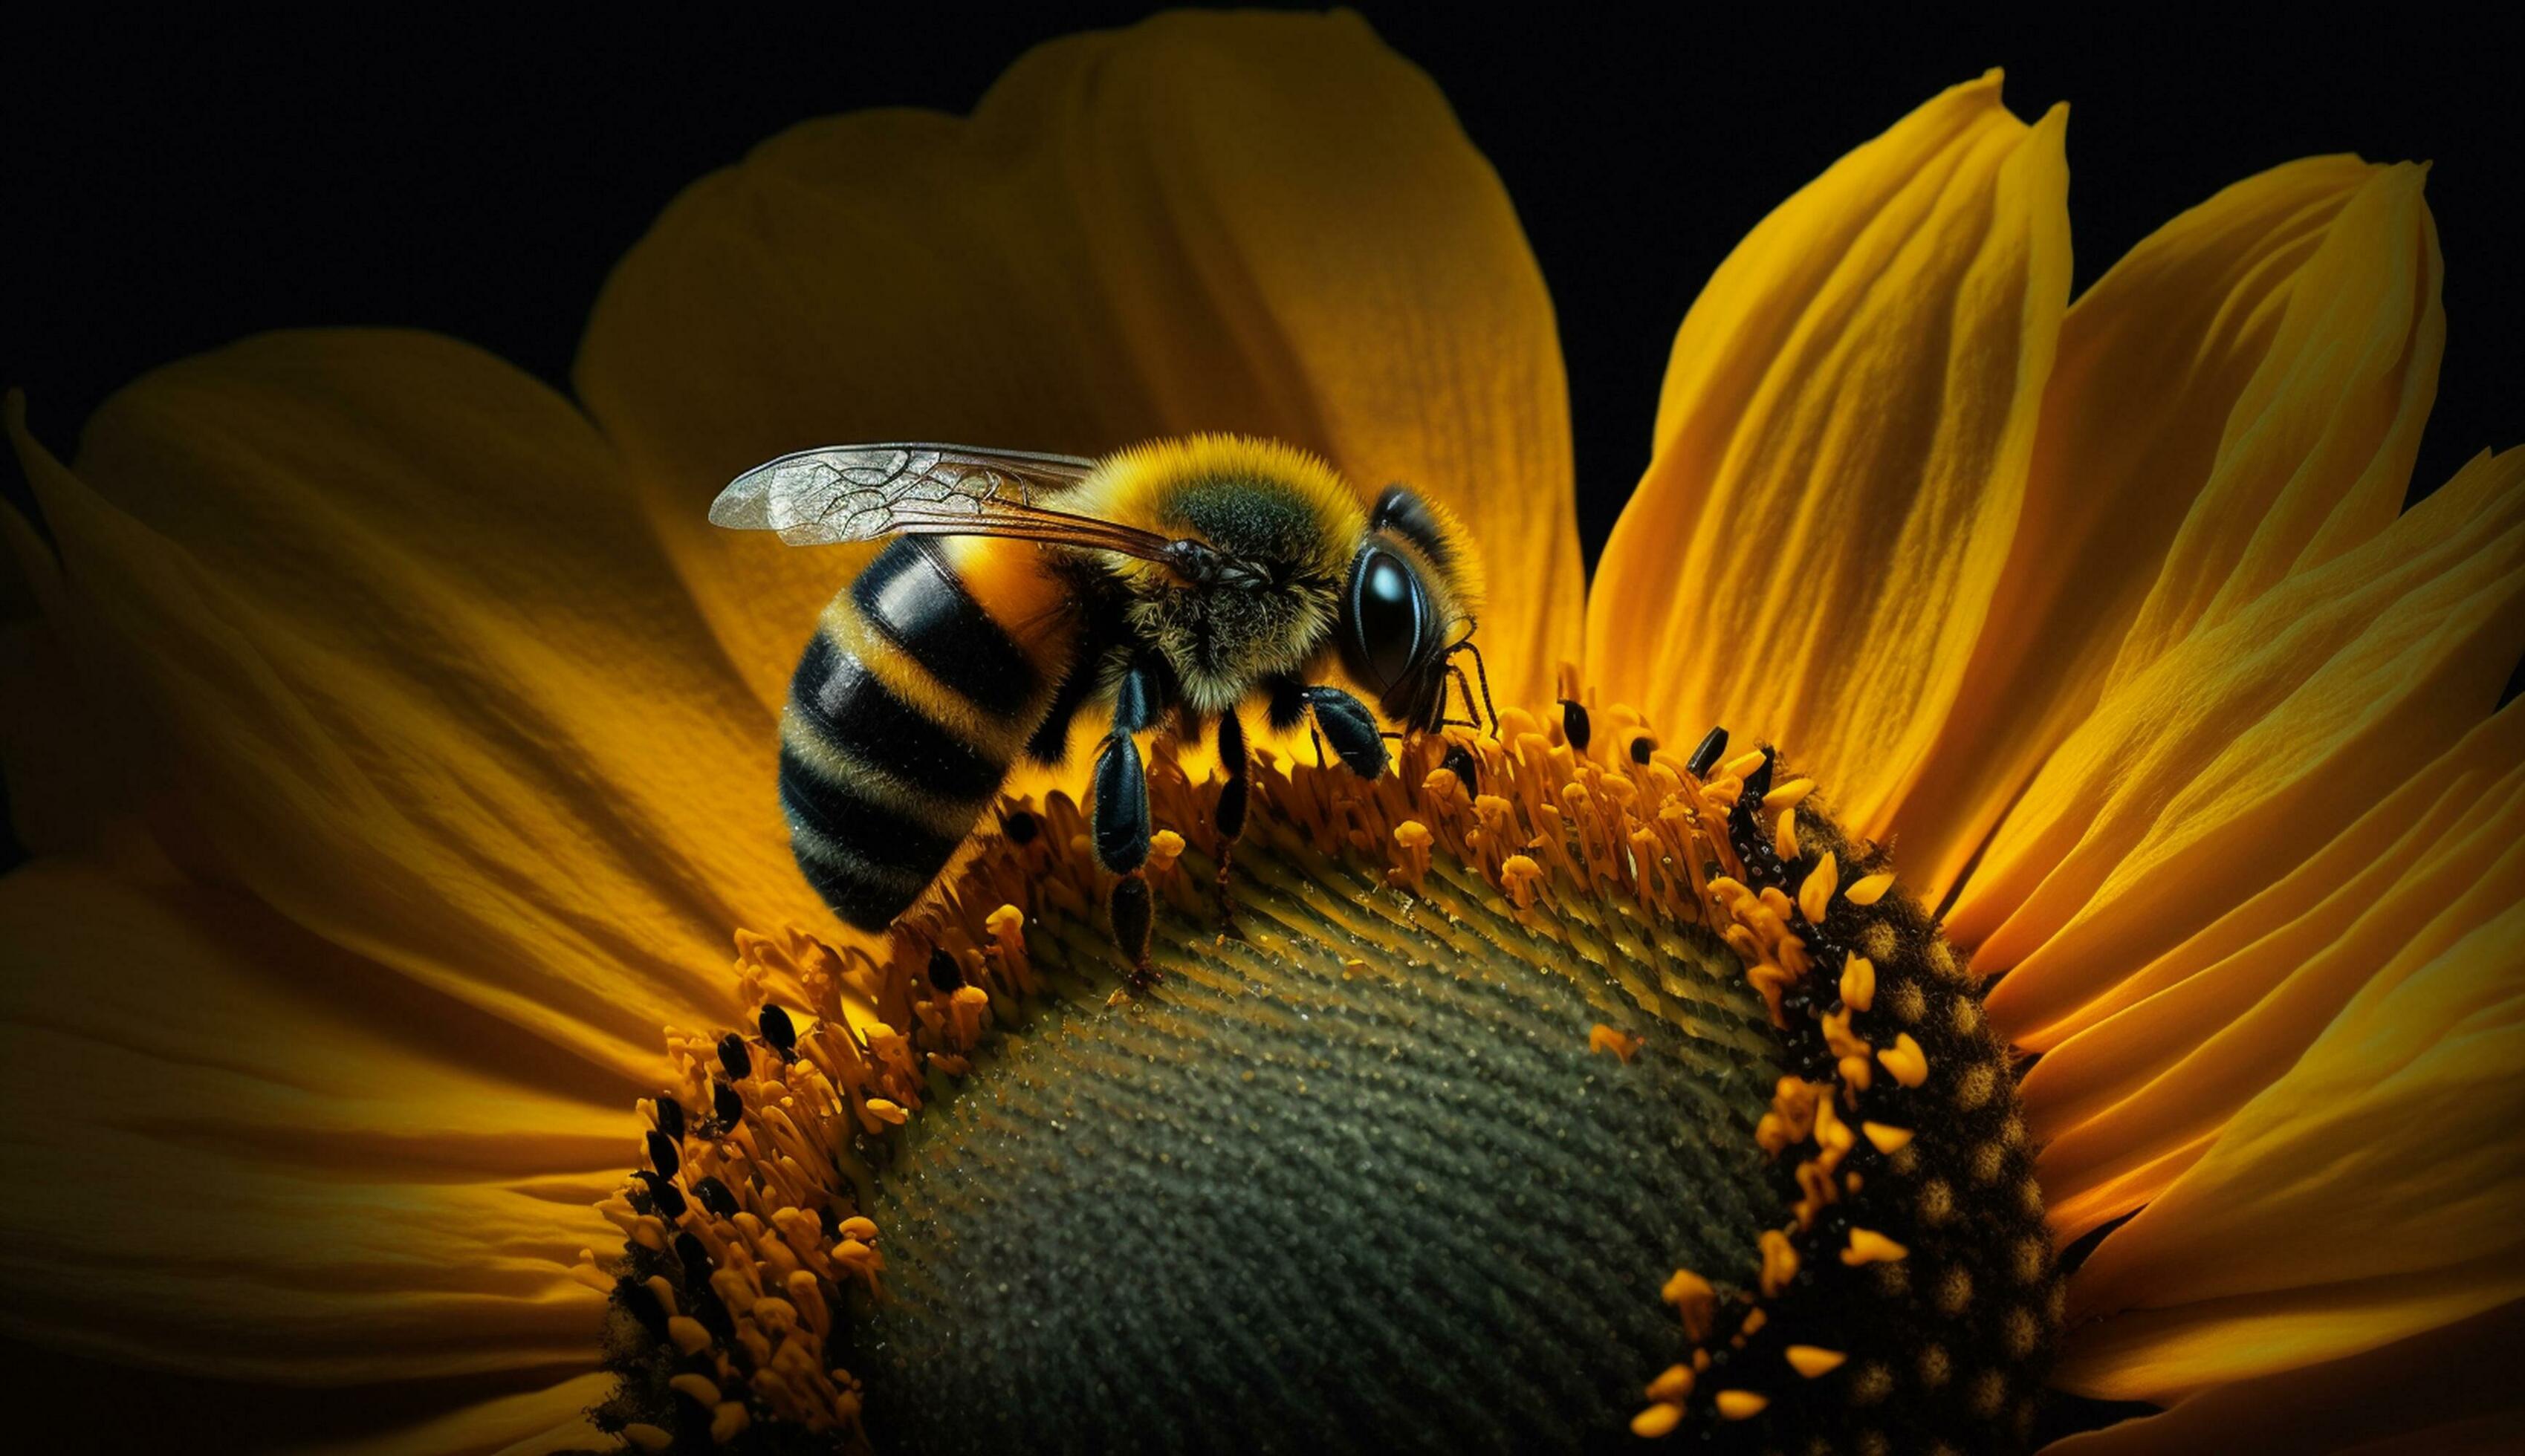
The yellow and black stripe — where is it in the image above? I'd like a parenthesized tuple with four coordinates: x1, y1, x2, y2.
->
(781, 536, 1078, 931)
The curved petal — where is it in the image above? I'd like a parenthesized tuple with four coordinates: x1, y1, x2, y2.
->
(0, 854, 618, 1389)
(1889, 157, 2441, 899)
(1969, 447, 2525, 1030)
(1586, 74, 2070, 830)
(2052, 888, 2525, 1402)
(2026, 702, 2524, 1241)
(2042, 1300, 2524, 1455)
(577, 9, 1580, 718)
(7, 338, 814, 1084)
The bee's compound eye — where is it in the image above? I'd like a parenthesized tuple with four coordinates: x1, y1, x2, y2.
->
(1345, 547, 1427, 692)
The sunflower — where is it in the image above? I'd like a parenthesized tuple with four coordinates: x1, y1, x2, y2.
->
(4, 10, 2518, 1454)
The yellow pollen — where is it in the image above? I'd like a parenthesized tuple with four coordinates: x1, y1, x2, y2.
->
(1631, 1402, 1685, 1438)
(1798, 851, 1839, 926)
(1773, 807, 1800, 860)
(1759, 1228, 1800, 1298)
(1845, 871, 1895, 906)
(1148, 828, 1186, 865)
(1662, 1268, 1718, 1342)
(1766, 777, 1815, 810)
(1844, 1229, 1909, 1266)
(1879, 1033, 1930, 1088)
(1715, 1390, 1770, 1420)
(1861, 1122, 1914, 1155)
(1786, 1345, 1848, 1378)
(1646, 1364, 1696, 1403)
(1589, 1024, 1647, 1062)
(1841, 955, 1876, 1013)
(1719, 748, 1768, 782)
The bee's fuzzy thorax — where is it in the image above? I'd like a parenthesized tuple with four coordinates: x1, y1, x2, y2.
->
(1076, 435, 1370, 715)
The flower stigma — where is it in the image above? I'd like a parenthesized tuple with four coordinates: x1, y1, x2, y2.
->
(588, 686, 2059, 1453)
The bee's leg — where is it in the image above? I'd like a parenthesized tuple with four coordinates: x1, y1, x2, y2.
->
(1300, 686, 1390, 779)
(1092, 661, 1166, 987)
(1213, 708, 1248, 931)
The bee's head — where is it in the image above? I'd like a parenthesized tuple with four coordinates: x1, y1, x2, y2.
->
(1337, 485, 1485, 735)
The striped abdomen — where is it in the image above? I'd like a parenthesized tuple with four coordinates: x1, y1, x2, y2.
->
(781, 536, 1078, 930)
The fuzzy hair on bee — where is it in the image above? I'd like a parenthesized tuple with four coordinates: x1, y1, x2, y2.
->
(710, 432, 1491, 984)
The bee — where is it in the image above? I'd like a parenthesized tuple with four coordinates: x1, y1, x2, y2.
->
(710, 434, 1492, 981)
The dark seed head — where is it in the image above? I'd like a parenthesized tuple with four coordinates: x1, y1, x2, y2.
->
(1687, 724, 1730, 778)
(717, 1031, 751, 1081)
(1002, 810, 1039, 845)
(1558, 699, 1592, 752)
(644, 1129, 680, 1180)
(653, 1094, 685, 1142)
(1442, 741, 1480, 792)
(693, 1176, 742, 1219)
(928, 947, 965, 993)
(759, 1004, 798, 1055)
(713, 1079, 743, 1129)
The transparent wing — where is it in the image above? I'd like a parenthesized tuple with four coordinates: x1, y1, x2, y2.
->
(709, 443, 1171, 559)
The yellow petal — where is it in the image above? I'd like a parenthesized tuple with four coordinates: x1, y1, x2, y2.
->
(577, 10, 1579, 721)
(2041, 1300, 2525, 1454)
(0, 854, 619, 1388)
(7, 339, 811, 1082)
(2054, 886, 2525, 1402)
(1888, 157, 2440, 899)
(1968, 448, 2525, 1027)
(1586, 74, 2069, 830)
(2026, 703, 2525, 1241)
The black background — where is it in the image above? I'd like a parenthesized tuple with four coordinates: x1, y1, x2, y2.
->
(5, 7, 2518, 562)
(0, 6, 2519, 1441)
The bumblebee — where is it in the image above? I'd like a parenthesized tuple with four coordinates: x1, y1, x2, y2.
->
(710, 435, 1490, 979)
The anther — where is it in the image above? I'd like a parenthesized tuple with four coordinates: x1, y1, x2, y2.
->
(716, 1031, 751, 1082)
(644, 1129, 680, 1180)
(1715, 1391, 1769, 1420)
(1686, 726, 1728, 778)
(927, 947, 965, 992)
(759, 1004, 798, 1056)
(654, 1094, 685, 1142)
(693, 1176, 742, 1219)
(632, 1169, 687, 1221)
(1629, 732, 1657, 765)
(674, 1230, 714, 1287)
(1558, 699, 1592, 752)
(712, 1079, 742, 1129)
(1846, 871, 1894, 906)
(1879, 1033, 1930, 1088)
(1442, 741, 1480, 791)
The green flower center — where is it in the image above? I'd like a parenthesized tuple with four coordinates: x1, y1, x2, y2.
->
(587, 703, 2061, 1455)
(851, 810, 1778, 1452)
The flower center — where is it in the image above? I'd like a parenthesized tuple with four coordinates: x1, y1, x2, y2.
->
(588, 699, 2060, 1454)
